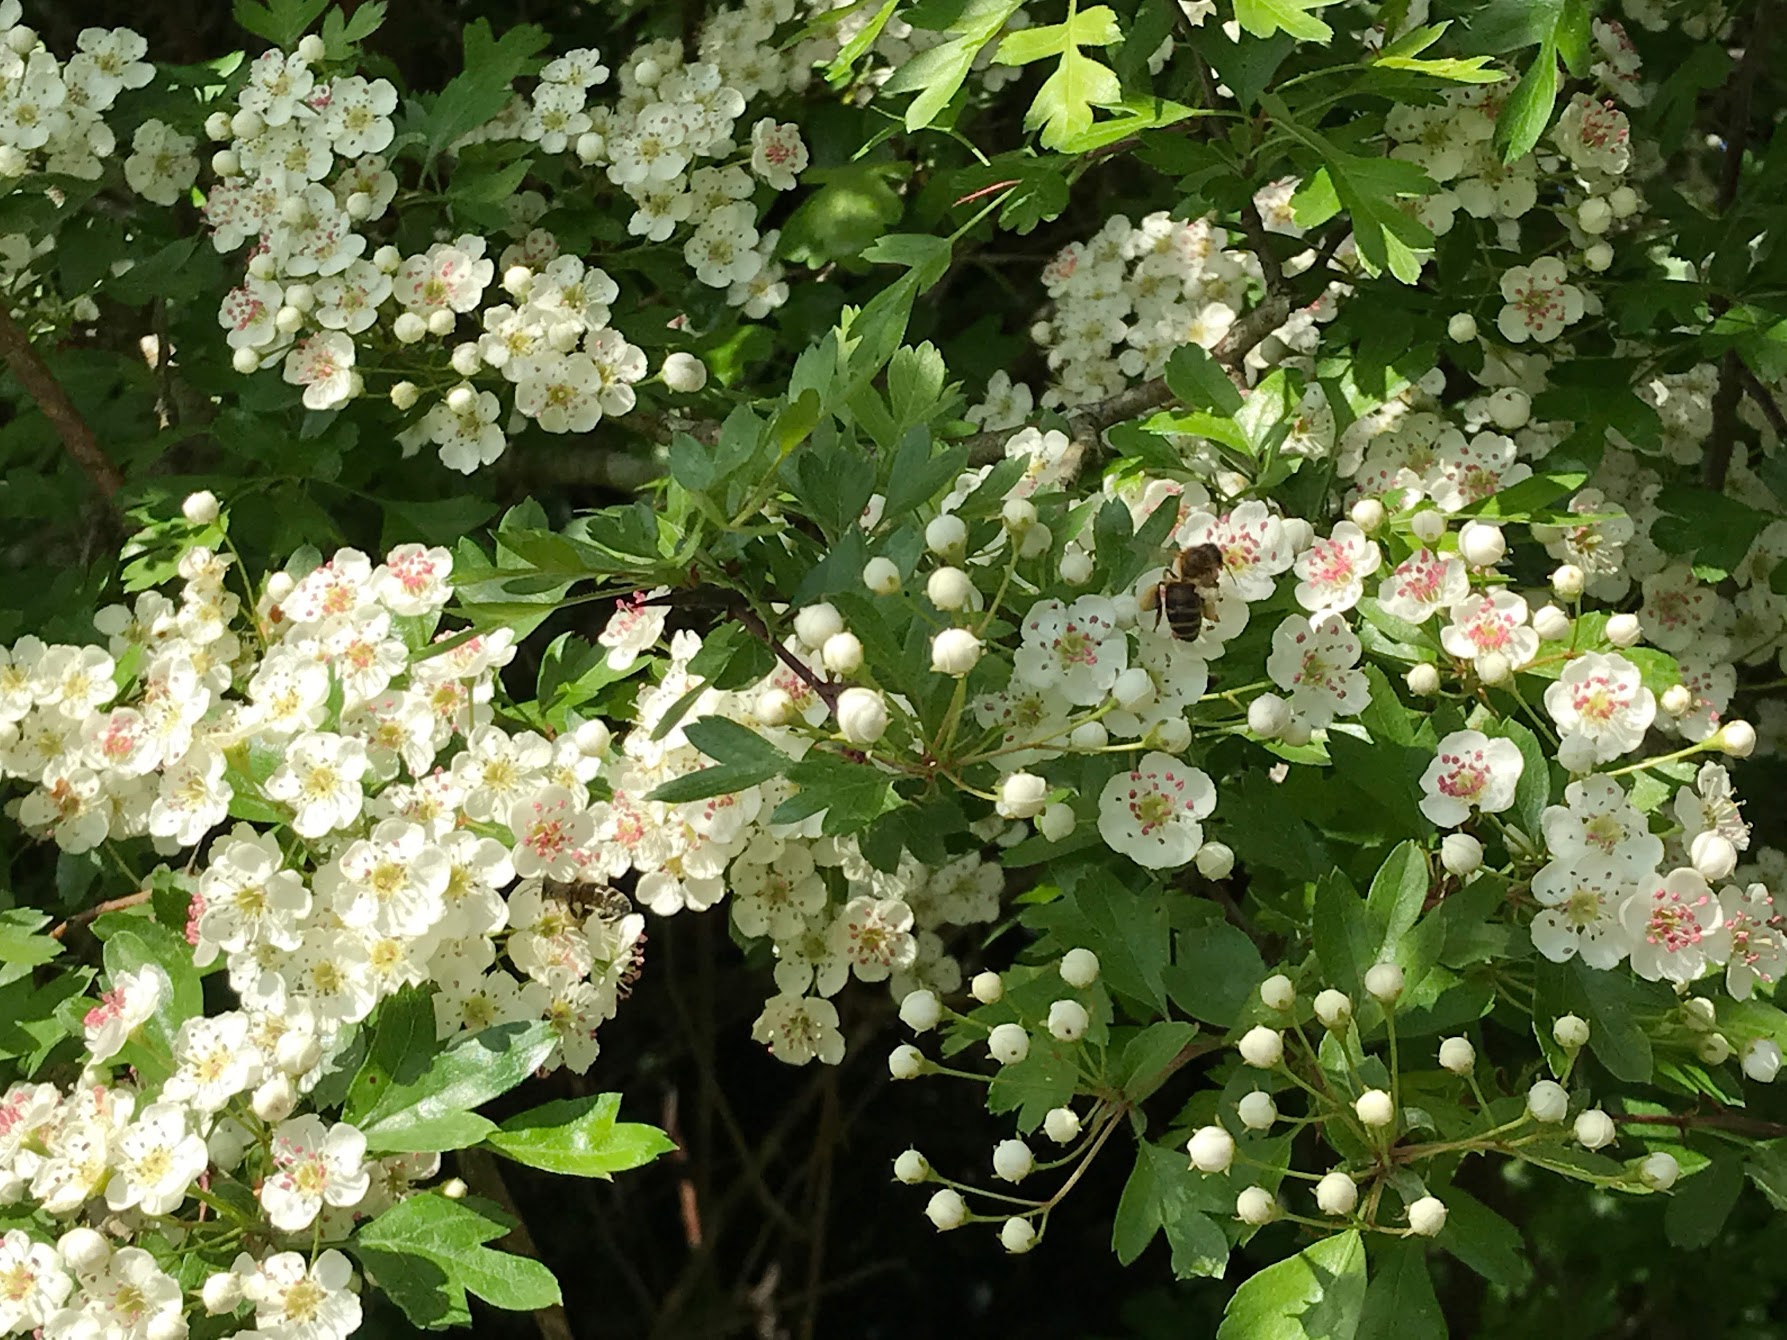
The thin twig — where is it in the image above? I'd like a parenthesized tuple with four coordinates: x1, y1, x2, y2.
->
(1612, 1109, 1787, 1139)
(1740, 363, 1787, 442)
(735, 605, 840, 714)
(0, 306, 125, 504)
(49, 889, 151, 941)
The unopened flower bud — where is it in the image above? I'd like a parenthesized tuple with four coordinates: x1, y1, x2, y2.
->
(274, 1031, 321, 1076)
(58, 1227, 109, 1273)
(572, 719, 611, 756)
(925, 1189, 968, 1230)
(450, 342, 482, 377)
(863, 557, 901, 594)
(1697, 1032, 1732, 1066)
(205, 110, 234, 142)
(231, 108, 265, 140)
(1459, 521, 1506, 567)
(1605, 613, 1642, 647)
(1237, 1090, 1277, 1131)
(1526, 1079, 1568, 1123)
(988, 1022, 1030, 1065)
(1691, 831, 1738, 881)
(1187, 1125, 1236, 1173)
(1044, 1106, 1081, 1143)
(1552, 564, 1586, 599)
(1554, 1014, 1590, 1049)
(1439, 1036, 1475, 1074)
(1661, 683, 1694, 716)
(390, 380, 420, 411)
(1355, 1088, 1396, 1128)
(1314, 989, 1352, 1029)
(1195, 841, 1235, 879)
(931, 627, 982, 676)
(1239, 1025, 1284, 1068)
(1573, 1108, 1616, 1151)
(1237, 1186, 1278, 1225)
(211, 148, 240, 177)
(925, 514, 967, 558)
(1259, 974, 1296, 1011)
(971, 971, 1004, 1005)
(888, 1044, 924, 1079)
(1441, 833, 1483, 877)
(393, 312, 427, 343)
(426, 308, 457, 337)
(1639, 1151, 1680, 1190)
(1410, 509, 1447, 544)
(1718, 720, 1757, 757)
(1487, 388, 1531, 430)
(1048, 999, 1090, 1041)
(1407, 1195, 1448, 1236)
(993, 1138, 1035, 1183)
(1406, 663, 1440, 695)
(1315, 1171, 1358, 1216)
(899, 989, 942, 1033)
(252, 1075, 297, 1123)
(1249, 692, 1292, 737)
(754, 686, 795, 727)
(926, 566, 975, 611)
(1743, 1038, 1782, 1083)
(181, 490, 221, 526)
(1070, 720, 1108, 751)
(1059, 545, 1094, 584)
(1533, 604, 1571, 641)
(201, 1269, 243, 1314)
(446, 384, 477, 415)
(1365, 962, 1404, 1004)
(662, 351, 707, 393)
(835, 687, 888, 745)
(1578, 196, 1613, 234)
(1002, 498, 1037, 533)
(1036, 802, 1075, 841)
(1681, 996, 1717, 1031)
(821, 631, 864, 675)
(1000, 1216, 1038, 1253)
(1476, 651, 1513, 686)
(791, 602, 841, 649)
(1350, 498, 1386, 532)
(1060, 947, 1100, 988)
(1584, 242, 1614, 272)
(1447, 313, 1478, 342)
(894, 1149, 930, 1183)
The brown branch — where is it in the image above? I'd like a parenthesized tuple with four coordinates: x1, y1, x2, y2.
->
(1740, 363, 1787, 442)
(454, 1147, 576, 1340)
(0, 306, 124, 504)
(735, 605, 840, 715)
(1612, 1109, 1787, 1139)
(49, 889, 151, 941)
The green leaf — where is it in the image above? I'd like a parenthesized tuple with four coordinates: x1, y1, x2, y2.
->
(0, 913, 61, 968)
(1166, 343, 1244, 416)
(987, 1036, 1082, 1131)
(1068, 866, 1171, 1014)
(1666, 1151, 1744, 1249)
(1460, 470, 1586, 520)
(1234, 0, 1340, 41)
(647, 716, 792, 803)
(99, 922, 202, 1077)
(1118, 1020, 1200, 1103)
(359, 1022, 557, 1154)
(771, 754, 902, 836)
(1494, 37, 1559, 162)
(1314, 869, 1376, 1000)
(1165, 922, 1266, 1027)
(1375, 23, 1504, 82)
(1366, 841, 1430, 953)
(413, 21, 550, 168)
(1327, 155, 1434, 284)
(233, 0, 328, 45)
(1024, 39, 1123, 150)
(1573, 959, 1655, 1083)
(1438, 1187, 1530, 1288)
(486, 1094, 676, 1179)
(1113, 1141, 1231, 1278)
(345, 988, 438, 1124)
(881, 0, 1026, 132)
(355, 1193, 561, 1328)
(1357, 1240, 1445, 1340)
(1217, 1230, 1367, 1338)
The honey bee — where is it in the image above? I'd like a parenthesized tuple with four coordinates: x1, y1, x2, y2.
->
(1142, 543, 1225, 642)
(542, 877, 634, 924)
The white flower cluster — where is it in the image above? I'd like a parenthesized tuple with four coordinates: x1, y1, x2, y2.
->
(0, 4, 147, 181)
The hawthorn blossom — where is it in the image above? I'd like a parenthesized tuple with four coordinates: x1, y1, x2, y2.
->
(375, 543, 454, 616)
(1539, 774, 1662, 880)
(508, 785, 594, 880)
(1531, 855, 1634, 968)
(265, 731, 370, 837)
(1496, 259, 1584, 344)
(1440, 590, 1539, 667)
(105, 1102, 207, 1216)
(0, 1229, 69, 1333)
(1265, 614, 1369, 727)
(1543, 652, 1656, 769)
(1014, 596, 1128, 706)
(1707, 883, 1787, 1001)
(1418, 730, 1523, 828)
(1554, 92, 1631, 176)
(828, 896, 918, 983)
(283, 331, 357, 411)
(1621, 868, 1724, 984)
(83, 966, 165, 1063)
(599, 588, 670, 671)
(1293, 521, 1380, 613)
(1377, 549, 1469, 624)
(750, 118, 807, 190)
(751, 993, 845, 1065)
(1675, 763, 1749, 850)
(243, 1249, 363, 1340)
(1097, 751, 1217, 869)
(261, 1115, 371, 1232)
